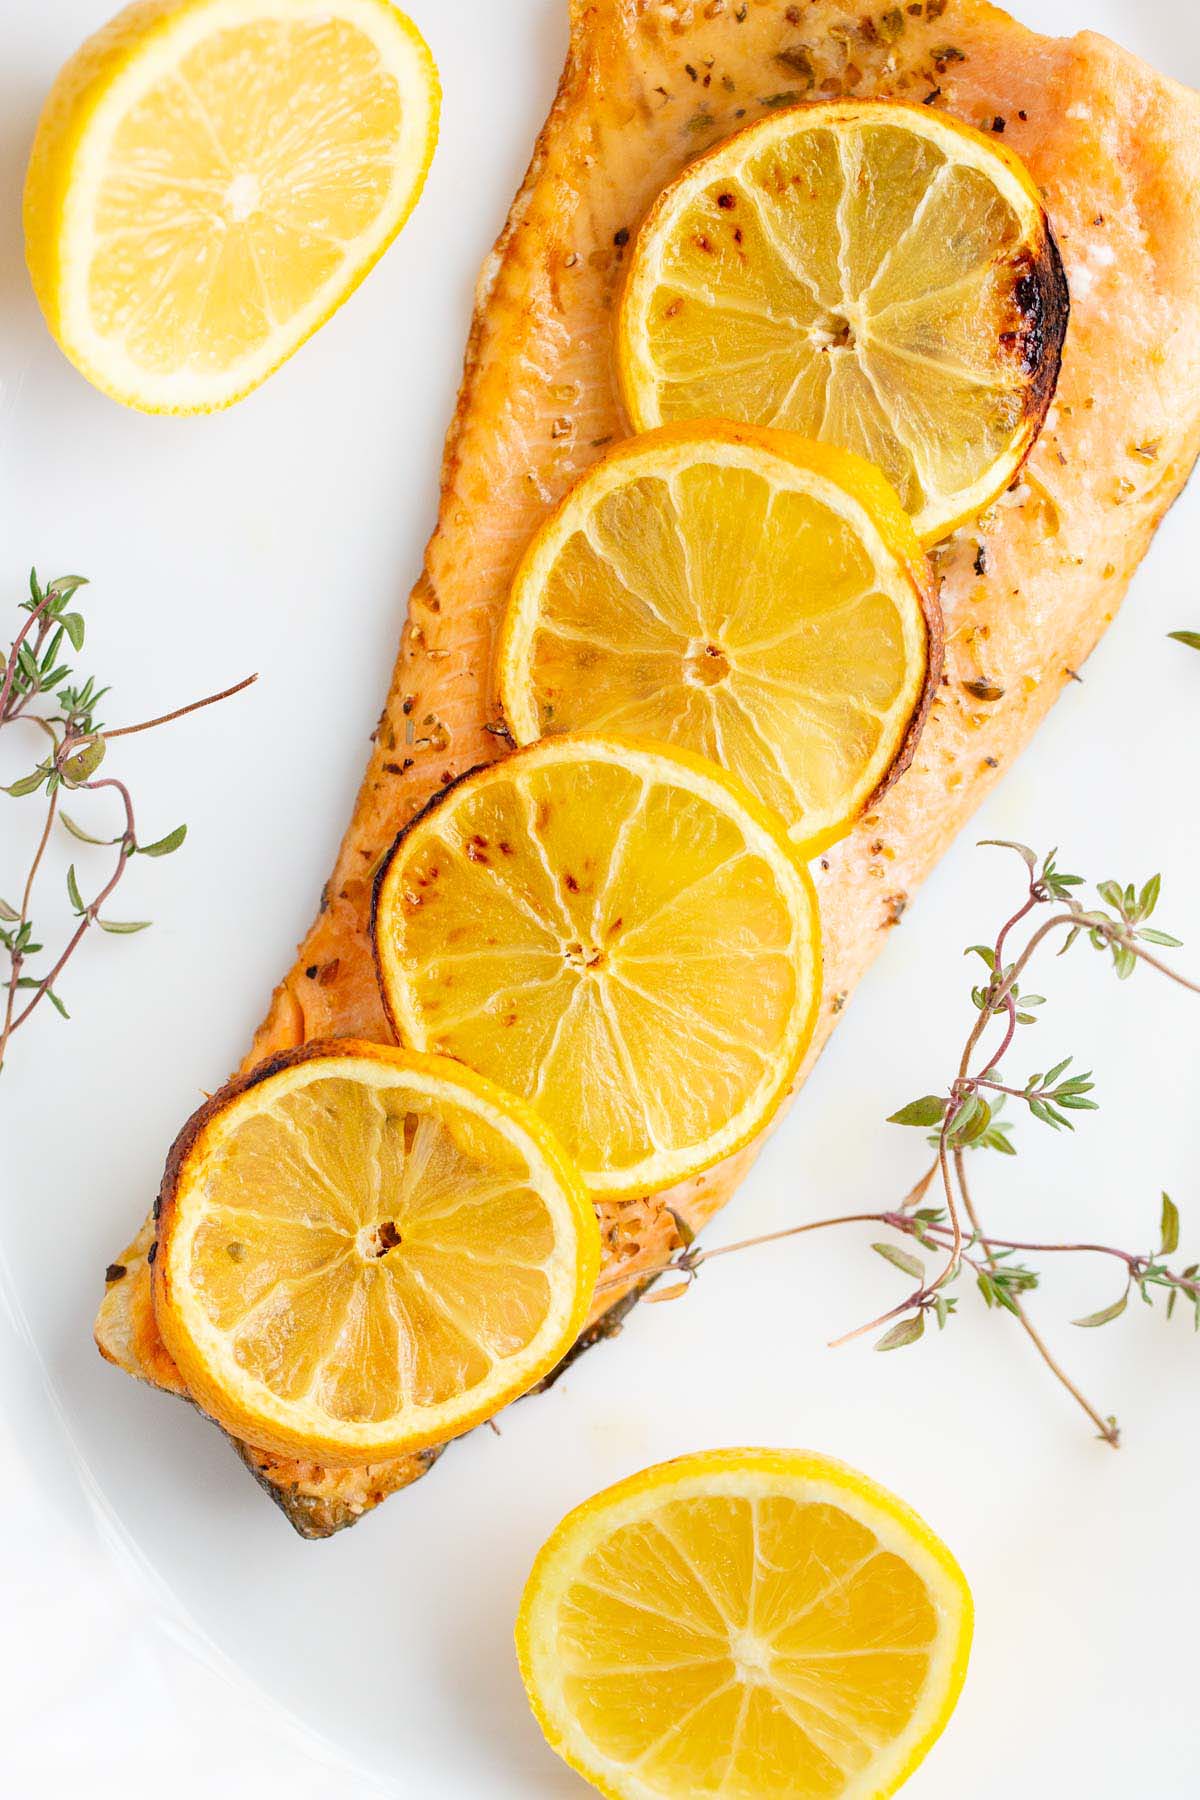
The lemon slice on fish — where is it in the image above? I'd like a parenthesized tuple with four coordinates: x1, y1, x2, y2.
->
(617, 99, 1068, 542)
(153, 1041, 598, 1463)
(372, 736, 821, 1198)
(23, 0, 439, 412)
(498, 422, 939, 856)
(517, 1448, 974, 1800)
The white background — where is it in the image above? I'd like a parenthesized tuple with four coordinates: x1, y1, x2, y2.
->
(2, 2, 1198, 1795)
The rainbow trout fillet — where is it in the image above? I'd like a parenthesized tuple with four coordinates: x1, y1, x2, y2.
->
(95, 0, 1200, 1535)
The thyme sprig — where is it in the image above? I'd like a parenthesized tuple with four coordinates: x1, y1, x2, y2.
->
(1, 569, 255, 1071)
(613, 842, 1200, 1445)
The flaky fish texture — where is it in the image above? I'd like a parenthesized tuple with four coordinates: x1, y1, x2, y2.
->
(96, 0, 1200, 1535)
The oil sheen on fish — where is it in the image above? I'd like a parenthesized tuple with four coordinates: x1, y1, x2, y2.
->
(95, 0, 1200, 1536)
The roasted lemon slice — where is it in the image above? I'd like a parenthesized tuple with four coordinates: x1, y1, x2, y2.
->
(618, 99, 1068, 542)
(373, 736, 821, 1198)
(152, 1041, 598, 1463)
(499, 423, 939, 856)
(24, 0, 439, 412)
(517, 1449, 973, 1800)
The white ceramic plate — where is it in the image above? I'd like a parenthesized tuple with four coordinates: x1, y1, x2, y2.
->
(2, 3, 1198, 1795)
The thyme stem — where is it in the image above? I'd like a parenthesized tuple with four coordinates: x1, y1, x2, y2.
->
(954, 1148, 1119, 1446)
(0, 590, 54, 726)
(593, 1212, 888, 1299)
(104, 672, 258, 739)
(5, 776, 134, 1041)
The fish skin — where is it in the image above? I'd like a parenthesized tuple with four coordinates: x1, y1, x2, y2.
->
(95, 0, 1200, 1535)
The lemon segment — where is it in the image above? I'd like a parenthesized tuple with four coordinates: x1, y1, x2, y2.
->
(499, 423, 939, 856)
(153, 1041, 599, 1463)
(517, 1449, 973, 1800)
(618, 99, 1068, 542)
(372, 736, 821, 1199)
(24, 0, 440, 411)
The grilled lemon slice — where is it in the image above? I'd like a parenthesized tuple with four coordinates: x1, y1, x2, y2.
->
(499, 422, 939, 856)
(617, 99, 1068, 542)
(153, 1041, 598, 1463)
(373, 736, 821, 1198)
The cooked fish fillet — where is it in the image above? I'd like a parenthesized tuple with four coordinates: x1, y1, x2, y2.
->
(96, 0, 1200, 1537)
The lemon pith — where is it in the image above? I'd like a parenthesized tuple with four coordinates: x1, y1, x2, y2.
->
(23, 0, 440, 412)
(499, 422, 939, 856)
(516, 1448, 974, 1800)
(153, 1040, 599, 1462)
(618, 98, 1068, 543)
(372, 735, 822, 1199)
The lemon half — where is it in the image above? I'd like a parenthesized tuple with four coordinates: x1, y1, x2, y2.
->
(518, 1448, 973, 1800)
(24, 0, 439, 411)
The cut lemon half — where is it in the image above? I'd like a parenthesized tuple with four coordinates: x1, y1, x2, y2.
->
(618, 99, 1068, 542)
(372, 736, 821, 1198)
(152, 1041, 598, 1463)
(23, 0, 439, 412)
(517, 1448, 973, 1800)
(499, 423, 939, 856)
